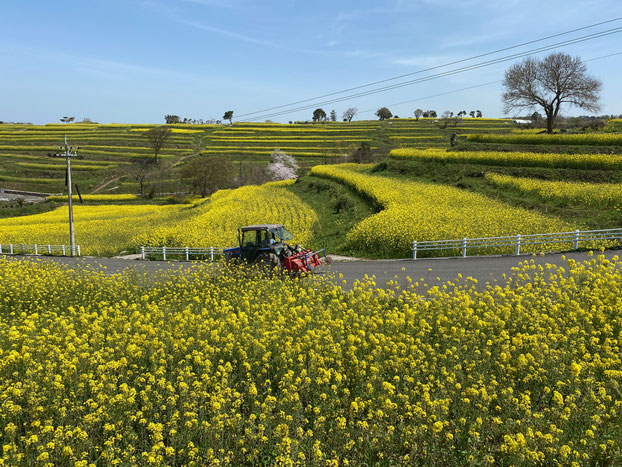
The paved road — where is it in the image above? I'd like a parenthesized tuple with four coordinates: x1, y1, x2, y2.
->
(324, 249, 621, 289)
(2, 249, 620, 290)
(0, 188, 48, 203)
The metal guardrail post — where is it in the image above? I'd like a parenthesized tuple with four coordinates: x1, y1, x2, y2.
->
(77, 245, 81, 256)
(412, 241, 417, 259)
(515, 234, 521, 256)
(574, 230, 580, 250)
(185, 247, 189, 261)
(210, 246, 214, 261)
(462, 238, 467, 257)
(0, 244, 2, 254)
(22, 244, 25, 254)
(48, 245, 52, 255)
(163, 246, 167, 261)
(34, 244, 38, 255)
(10, 244, 13, 255)
(141, 246, 146, 260)
(62, 245, 66, 256)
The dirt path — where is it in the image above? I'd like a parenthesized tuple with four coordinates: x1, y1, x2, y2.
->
(90, 176, 124, 194)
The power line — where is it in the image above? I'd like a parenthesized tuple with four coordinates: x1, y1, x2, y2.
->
(356, 50, 622, 115)
(359, 81, 502, 114)
(248, 28, 622, 121)
(235, 16, 622, 120)
(246, 27, 622, 121)
(585, 51, 622, 62)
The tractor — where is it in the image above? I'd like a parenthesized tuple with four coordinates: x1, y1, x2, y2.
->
(223, 224, 328, 276)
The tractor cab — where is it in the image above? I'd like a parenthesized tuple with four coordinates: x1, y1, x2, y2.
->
(225, 224, 293, 263)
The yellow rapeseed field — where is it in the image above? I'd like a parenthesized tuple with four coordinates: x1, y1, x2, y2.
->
(0, 205, 190, 256)
(312, 164, 574, 256)
(466, 133, 622, 146)
(130, 128, 206, 134)
(0, 181, 316, 256)
(0, 254, 620, 464)
(389, 148, 622, 170)
(486, 173, 622, 210)
(134, 180, 317, 248)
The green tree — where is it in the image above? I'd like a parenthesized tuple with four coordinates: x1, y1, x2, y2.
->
(375, 107, 392, 120)
(312, 108, 327, 122)
(223, 110, 234, 124)
(350, 142, 373, 163)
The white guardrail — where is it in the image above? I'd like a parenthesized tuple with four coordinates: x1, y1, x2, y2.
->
(141, 246, 224, 261)
(412, 228, 622, 259)
(0, 243, 80, 256)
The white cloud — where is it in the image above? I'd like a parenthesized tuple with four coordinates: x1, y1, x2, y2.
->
(0, 44, 208, 83)
(178, 18, 330, 55)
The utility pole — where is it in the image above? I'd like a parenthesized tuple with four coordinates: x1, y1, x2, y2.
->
(48, 136, 81, 256)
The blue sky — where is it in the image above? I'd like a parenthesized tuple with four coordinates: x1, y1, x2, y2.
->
(1, 0, 621, 124)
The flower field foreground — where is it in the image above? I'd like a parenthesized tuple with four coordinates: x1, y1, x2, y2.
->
(389, 148, 622, 170)
(312, 164, 574, 257)
(466, 133, 622, 146)
(132, 180, 317, 248)
(1, 255, 622, 464)
(486, 173, 622, 210)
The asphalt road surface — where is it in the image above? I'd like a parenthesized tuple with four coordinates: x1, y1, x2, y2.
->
(324, 249, 621, 289)
(2, 249, 620, 290)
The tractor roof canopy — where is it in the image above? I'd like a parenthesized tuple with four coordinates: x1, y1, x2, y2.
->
(240, 224, 294, 241)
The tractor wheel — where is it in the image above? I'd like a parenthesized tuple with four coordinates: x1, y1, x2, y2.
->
(254, 253, 282, 278)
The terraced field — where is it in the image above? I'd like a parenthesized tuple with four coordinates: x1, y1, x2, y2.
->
(0, 118, 513, 194)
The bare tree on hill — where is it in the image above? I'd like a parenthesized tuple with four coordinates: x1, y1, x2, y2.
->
(342, 107, 357, 122)
(144, 126, 172, 163)
(182, 156, 233, 197)
(131, 159, 156, 197)
(502, 52, 601, 133)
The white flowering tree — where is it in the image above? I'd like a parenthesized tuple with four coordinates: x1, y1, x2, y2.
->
(266, 149, 298, 181)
